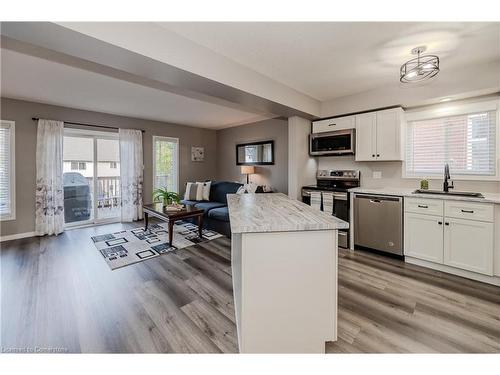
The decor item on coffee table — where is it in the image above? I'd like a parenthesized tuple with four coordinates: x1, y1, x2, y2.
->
(91, 221, 222, 270)
(143, 203, 204, 246)
(152, 188, 181, 206)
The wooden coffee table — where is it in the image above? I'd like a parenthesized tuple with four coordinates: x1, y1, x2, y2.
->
(143, 203, 204, 246)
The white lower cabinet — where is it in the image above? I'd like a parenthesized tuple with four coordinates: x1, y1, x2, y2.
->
(404, 198, 495, 278)
(404, 213, 444, 263)
(444, 218, 493, 276)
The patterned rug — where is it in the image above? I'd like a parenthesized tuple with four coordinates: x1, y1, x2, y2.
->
(91, 221, 223, 270)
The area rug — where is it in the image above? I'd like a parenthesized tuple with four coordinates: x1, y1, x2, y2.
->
(91, 221, 223, 270)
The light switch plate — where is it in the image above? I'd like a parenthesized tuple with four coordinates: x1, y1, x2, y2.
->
(373, 171, 382, 179)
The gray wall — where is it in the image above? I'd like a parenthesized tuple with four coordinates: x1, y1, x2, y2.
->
(215, 118, 288, 193)
(0, 98, 217, 236)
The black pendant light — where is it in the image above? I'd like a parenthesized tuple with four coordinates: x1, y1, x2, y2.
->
(400, 46, 440, 83)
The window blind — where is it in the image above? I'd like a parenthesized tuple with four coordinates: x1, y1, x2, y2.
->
(0, 122, 13, 217)
(405, 110, 497, 177)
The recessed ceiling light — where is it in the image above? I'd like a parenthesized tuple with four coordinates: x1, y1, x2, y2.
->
(440, 97, 452, 102)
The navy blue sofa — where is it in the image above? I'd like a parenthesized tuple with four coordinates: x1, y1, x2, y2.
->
(181, 181, 243, 237)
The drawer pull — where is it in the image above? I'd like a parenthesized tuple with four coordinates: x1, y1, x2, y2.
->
(417, 204, 428, 208)
(329, 123, 336, 126)
(461, 209, 474, 213)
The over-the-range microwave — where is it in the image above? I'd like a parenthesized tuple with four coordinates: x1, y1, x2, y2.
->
(309, 129, 355, 156)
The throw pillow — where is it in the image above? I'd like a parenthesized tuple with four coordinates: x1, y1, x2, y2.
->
(184, 182, 205, 201)
(196, 181, 211, 201)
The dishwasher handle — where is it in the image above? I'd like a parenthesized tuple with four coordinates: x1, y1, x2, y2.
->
(354, 194, 402, 203)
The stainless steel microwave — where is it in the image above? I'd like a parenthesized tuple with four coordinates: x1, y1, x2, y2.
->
(309, 129, 355, 156)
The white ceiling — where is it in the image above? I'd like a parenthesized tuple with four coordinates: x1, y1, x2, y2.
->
(0, 49, 271, 129)
(161, 22, 500, 101)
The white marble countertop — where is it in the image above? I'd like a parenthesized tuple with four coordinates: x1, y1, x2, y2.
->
(349, 187, 500, 204)
(227, 193, 349, 233)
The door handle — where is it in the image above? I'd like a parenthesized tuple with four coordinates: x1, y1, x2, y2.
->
(461, 209, 474, 213)
(369, 199, 381, 203)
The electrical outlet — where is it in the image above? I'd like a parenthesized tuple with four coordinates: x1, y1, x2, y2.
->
(373, 171, 382, 179)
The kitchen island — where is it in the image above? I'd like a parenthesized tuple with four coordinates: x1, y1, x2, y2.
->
(227, 193, 348, 353)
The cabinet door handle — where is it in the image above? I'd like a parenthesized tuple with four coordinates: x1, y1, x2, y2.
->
(372, 154, 375, 157)
(377, 154, 380, 157)
(438, 221, 443, 225)
(418, 205, 428, 208)
(461, 209, 474, 213)
(445, 222, 450, 226)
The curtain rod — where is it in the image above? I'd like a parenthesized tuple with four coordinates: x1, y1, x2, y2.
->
(31, 118, 146, 133)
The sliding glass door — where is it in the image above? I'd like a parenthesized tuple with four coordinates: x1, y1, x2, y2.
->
(63, 129, 120, 227)
(96, 138, 121, 220)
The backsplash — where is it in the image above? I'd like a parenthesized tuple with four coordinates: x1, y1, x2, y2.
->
(318, 155, 500, 193)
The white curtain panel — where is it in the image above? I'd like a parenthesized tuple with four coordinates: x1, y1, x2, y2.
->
(119, 129, 144, 222)
(35, 119, 65, 236)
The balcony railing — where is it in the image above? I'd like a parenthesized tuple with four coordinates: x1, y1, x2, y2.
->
(87, 176, 121, 219)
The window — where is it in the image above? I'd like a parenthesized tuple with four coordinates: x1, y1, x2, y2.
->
(0, 120, 15, 220)
(70, 161, 87, 170)
(153, 136, 179, 193)
(110, 162, 117, 169)
(405, 109, 497, 179)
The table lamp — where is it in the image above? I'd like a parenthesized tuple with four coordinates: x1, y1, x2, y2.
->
(241, 166, 255, 184)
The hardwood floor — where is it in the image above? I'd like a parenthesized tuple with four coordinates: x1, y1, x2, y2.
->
(1, 221, 499, 353)
(329, 249, 500, 353)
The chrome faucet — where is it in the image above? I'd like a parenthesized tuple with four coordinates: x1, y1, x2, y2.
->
(443, 163, 454, 192)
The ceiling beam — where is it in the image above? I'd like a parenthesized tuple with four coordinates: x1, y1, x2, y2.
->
(1, 22, 317, 120)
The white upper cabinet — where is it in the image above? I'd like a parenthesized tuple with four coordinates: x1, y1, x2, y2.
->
(312, 115, 355, 133)
(376, 108, 404, 161)
(355, 107, 405, 161)
(354, 112, 376, 161)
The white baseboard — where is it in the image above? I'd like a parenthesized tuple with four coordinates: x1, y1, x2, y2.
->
(406, 256, 500, 286)
(0, 231, 36, 242)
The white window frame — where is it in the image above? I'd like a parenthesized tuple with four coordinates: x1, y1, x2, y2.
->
(403, 99, 500, 181)
(152, 136, 179, 193)
(0, 120, 16, 221)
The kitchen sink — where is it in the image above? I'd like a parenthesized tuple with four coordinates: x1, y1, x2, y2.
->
(413, 189, 484, 198)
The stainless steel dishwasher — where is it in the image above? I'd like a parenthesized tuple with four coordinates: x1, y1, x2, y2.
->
(353, 194, 403, 255)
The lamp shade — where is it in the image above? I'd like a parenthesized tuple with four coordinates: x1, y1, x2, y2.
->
(241, 166, 255, 175)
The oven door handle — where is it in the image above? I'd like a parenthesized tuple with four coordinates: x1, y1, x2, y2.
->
(331, 193, 348, 201)
(301, 190, 348, 200)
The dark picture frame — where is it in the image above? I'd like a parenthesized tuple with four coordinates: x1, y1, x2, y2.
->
(236, 140, 275, 165)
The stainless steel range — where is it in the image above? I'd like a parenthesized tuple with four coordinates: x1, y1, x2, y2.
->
(301, 170, 360, 248)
